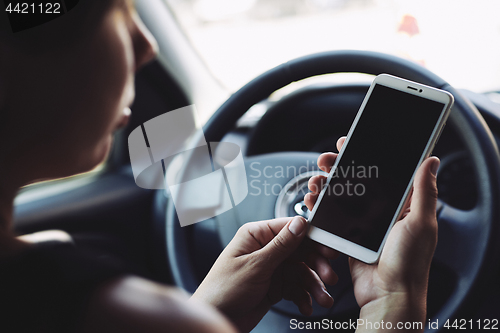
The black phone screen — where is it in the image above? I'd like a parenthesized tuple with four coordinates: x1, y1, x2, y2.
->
(310, 84, 445, 252)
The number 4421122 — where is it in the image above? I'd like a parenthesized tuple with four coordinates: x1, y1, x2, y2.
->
(5, 3, 62, 14)
(444, 319, 498, 330)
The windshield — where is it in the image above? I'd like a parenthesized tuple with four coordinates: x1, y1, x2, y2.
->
(165, 0, 500, 93)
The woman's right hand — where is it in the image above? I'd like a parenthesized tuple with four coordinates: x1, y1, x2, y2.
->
(304, 137, 440, 332)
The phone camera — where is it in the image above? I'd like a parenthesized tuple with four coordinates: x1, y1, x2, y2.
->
(419, 89, 423, 93)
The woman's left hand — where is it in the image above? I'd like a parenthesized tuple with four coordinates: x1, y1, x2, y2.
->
(192, 216, 339, 333)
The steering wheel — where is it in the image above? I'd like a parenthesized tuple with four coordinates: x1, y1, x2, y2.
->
(165, 50, 500, 332)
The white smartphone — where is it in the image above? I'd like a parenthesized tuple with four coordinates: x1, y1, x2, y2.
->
(307, 74, 454, 264)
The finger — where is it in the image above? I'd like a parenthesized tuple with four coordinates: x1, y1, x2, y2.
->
(409, 157, 440, 225)
(257, 216, 308, 270)
(296, 239, 340, 261)
(304, 192, 319, 212)
(308, 175, 328, 194)
(406, 188, 414, 208)
(310, 241, 340, 260)
(282, 264, 314, 316)
(241, 216, 296, 250)
(398, 188, 413, 221)
(297, 263, 334, 308)
(401, 206, 411, 219)
(304, 251, 339, 286)
(233, 217, 290, 255)
(336, 136, 347, 152)
(292, 289, 313, 316)
(282, 266, 305, 302)
(317, 153, 338, 173)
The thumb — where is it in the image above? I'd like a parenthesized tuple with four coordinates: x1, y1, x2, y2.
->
(410, 156, 440, 222)
(258, 216, 307, 269)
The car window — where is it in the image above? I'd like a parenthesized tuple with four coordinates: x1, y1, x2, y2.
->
(165, 0, 500, 93)
(15, 164, 104, 201)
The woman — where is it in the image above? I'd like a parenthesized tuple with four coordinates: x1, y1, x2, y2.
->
(0, 1, 440, 332)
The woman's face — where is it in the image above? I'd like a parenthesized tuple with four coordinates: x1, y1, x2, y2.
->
(0, 1, 158, 185)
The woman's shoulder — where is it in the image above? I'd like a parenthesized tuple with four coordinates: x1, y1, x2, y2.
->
(0, 240, 130, 333)
(80, 275, 237, 333)
(0, 240, 236, 333)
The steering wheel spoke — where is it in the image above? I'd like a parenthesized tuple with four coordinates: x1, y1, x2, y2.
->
(434, 201, 484, 278)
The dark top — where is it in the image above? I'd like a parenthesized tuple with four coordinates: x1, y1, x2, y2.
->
(0, 241, 129, 333)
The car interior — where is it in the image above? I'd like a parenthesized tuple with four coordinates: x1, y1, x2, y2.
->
(13, 0, 500, 332)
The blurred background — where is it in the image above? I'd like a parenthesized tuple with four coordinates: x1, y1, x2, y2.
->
(165, 0, 500, 95)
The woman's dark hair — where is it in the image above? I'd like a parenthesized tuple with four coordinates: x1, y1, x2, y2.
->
(0, 0, 117, 53)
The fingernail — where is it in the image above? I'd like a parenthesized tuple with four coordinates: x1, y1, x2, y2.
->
(431, 158, 440, 176)
(288, 216, 306, 236)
